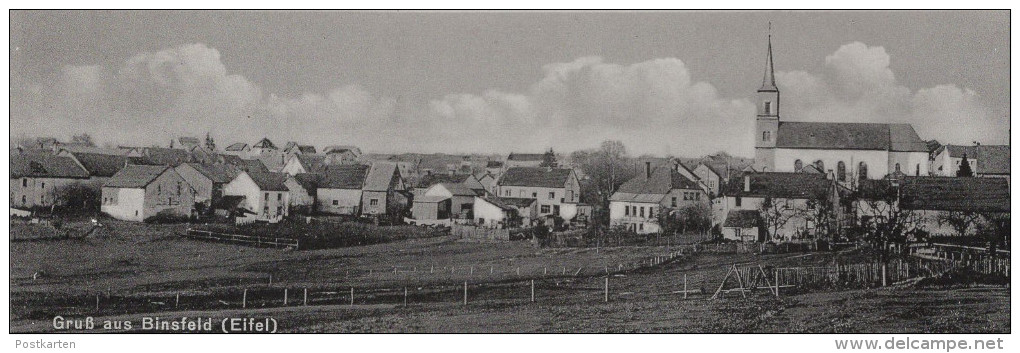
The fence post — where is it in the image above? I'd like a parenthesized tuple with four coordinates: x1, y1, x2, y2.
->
(269, 274, 273, 286)
(242, 289, 247, 308)
(96, 295, 99, 311)
(684, 274, 688, 299)
(303, 288, 308, 306)
(463, 281, 468, 306)
(604, 277, 609, 303)
(350, 287, 354, 307)
(531, 279, 535, 302)
(775, 269, 780, 297)
(404, 287, 408, 307)
(175, 293, 180, 309)
(283, 288, 288, 306)
(881, 263, 887, 287)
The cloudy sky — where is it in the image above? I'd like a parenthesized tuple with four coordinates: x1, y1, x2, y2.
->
(9, 10, 1009, 157)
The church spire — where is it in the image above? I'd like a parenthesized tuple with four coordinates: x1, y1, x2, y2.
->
(760, 22, 778, 92)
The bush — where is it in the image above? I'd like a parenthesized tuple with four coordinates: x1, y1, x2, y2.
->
(144, 209, 191, 224)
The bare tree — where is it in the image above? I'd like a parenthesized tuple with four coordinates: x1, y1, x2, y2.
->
(570, 140, 636, 225)
(937, 211, 981, 237)
(758, 197, 804, 242)
(71, 133, 96, 147)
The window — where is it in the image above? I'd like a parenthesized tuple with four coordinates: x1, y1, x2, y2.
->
(895, 163, 901, 173)
(814, 160, 825, 173)
(762, 131, 770, 142)
(22, 179, 27, 187)
(265, 192, 270, 200)
(764, 101, 771, 115)
(794, 159, 803, 172)
(639, 207, 645, 218)
(157, 185, 161, 194)
(176, 182, 181, 196)
(332, 200, 339, 206)
(370, 199, 379, 206)
(915, 164, 920, 176)
(671, 197, 677, 207)
(532, 192, 537, 198)
(837, 161, 846, 181)
(639, 223, 644, 231)
(625, 206, 630, 216)
(41, 182, 45, 189)
(649, 207, 654, 218)
(40, 195, 44, 203)
(277, 193, 282, 201)
(735, 197, 742, 207)
(548, 192, 555, 199)
(553, 205, 560, 215)
(21, 195, 26, 204)
(277, 206, 283, 215)
(858, 162, 868, 180)
(541, 205, 551, 213)
(505, 190, 510, 197)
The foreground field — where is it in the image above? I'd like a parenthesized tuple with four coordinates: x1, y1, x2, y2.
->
(9, 220, 1010, 333)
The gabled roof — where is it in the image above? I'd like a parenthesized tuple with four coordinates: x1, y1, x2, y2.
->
(497, 167, 572, 188)
(417, 173, 471, 188)
(181, 163, 240, 184)
(477, 196, 536, 211)
(224, 142, 249, 151)
(143, 147, 193, 166)
(247, 171, 290, 192)
(437, 183, 478, 197)
(900, 177, 1009, 213)
(323, 145, 361, 155)
(721, 172, 830, 199)
(724, 210, 761, 228)
(104, 165, 171, 188)
(293, 173, 321, 192)
(415, 195, 450, 203)
(294, 154, 327, 171)
(65, 152, 142, 177)
(236, 159, 270, 174)
(507, 153, 545, 161)
(363, 162, 400, 191)
(776, 122, 927, 152)
(615, 165, 701, 195)
(252, 138, 277, 149)
(10, 154, 90, 179)
(316, 164, 371, 189)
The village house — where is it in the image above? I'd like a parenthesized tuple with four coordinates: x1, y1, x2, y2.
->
(410, 195, 451, 224)
(174, 163, 240, 207)
(477, 173, 498, 195)
(715, 172, 833, 242)
(309, 162, 408, 218)
(322, 147, 360, 166)
(222, 170, 291, 222)
(609, 162, 710, 234)
(101, 165, 196, 222)
(750, 33, 930, 180)
(222, 142, 250, 156)
(10, 152, 91, 209)
(485, 160, 504, 175)
(288, 173, 318, 213)
(360, 162, 409, 218)
(930, 144, 1010, 179)
(414, 173, 486, 196)
(281, 154, 327, 176)
(283, 141, 317, 156)
(693, 163, 723, 197)
(721, 209, 761, 242)
(417, 182, 481, 220)
(473, 196, 538, 228)
(505, 152, 546, 168)
(495, 166, 581, 220)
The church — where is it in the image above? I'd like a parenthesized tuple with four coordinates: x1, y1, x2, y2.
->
(751, 34, 930, 183)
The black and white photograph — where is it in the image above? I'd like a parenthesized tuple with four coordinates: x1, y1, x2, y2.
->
(5, 7, 1013, 348)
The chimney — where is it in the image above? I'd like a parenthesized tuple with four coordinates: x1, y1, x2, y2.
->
(743, 175, 750, 192)
(645, 161, 652, 179)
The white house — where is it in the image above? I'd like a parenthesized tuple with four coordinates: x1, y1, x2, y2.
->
(101, 165, 196, 222)
(495, 167, 580, 219)
(609, 162, 710, 234)
(222, 170, 291, 222)
(930, 144, 1009, 179)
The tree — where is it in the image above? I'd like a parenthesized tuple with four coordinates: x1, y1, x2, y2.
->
(570, 141, 637, 226)
(204, 132, 216, 151)
(957, 154, 974, 177)
(71, 133, 96, 147)
(977, 213, 1009, 255)
(937, 211, 980, 238)
(47, 182, 101, 214)
(857, 197, 924, 260)
(540, 148, 557, 167)
(805, 198, 834, 241)
(758, 197, 804, 243)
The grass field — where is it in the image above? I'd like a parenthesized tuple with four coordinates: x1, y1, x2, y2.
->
(9, 219, 1011, 333)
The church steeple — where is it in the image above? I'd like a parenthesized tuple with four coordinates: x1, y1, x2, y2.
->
(759, 23, 778, 92)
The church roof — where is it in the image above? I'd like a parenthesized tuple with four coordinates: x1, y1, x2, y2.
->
(760, 32, 778, 92)
(776, 122, 927, 152)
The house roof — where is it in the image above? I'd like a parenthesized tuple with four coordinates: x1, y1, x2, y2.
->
(776, 122, 927, 152)
(721, 172, 830, 199)
(253, 138, 277, 149)
(976, 145, 1010, 175)
(237, 159, 270, 174)
(855, 179, 898, 200)
(415, 195, 450, 203)
(363, 162, 399, 191)
(323, 145, 361, 155)
(723, 210, 761, 228)
(224, 142, 249, 151)
(507, 153, 545, 161)
(477, 196, 515, 211)
(104, 165, 170, 188)
(66, 152, 143, 177)
(497, 167, 572, 188)
(10, 154, 90, 179)
(614, 165, 702, 196)
(295, 154, 327, 170)
(143, 147, 194, 166)
(292, 173, 321, 193)
(316, 164, 371, 189)
(438, 182, 478, 197)
(417, 173, 471, 188)
(182, 163, 240, 184)
(899, 176, 1009, 213)
(247, 171, 290, 191)
(609, 192, 667, 203)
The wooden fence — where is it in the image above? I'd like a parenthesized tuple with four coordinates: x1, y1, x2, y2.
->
(181, 229, 299, 250)
(451, 224, 510, 241)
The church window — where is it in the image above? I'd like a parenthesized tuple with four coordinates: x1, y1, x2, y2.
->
(895, 163, 901, 173)
(814, 160, 824, 173)
(858, 162, 868, 180)
(915, 164, 920, 176)
(764, 101, 772, 114)
(837, 161, 846, 182)
(794, 159, 803, 172)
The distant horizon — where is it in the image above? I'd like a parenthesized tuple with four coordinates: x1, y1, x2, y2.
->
(10, 11, 1009, 158)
